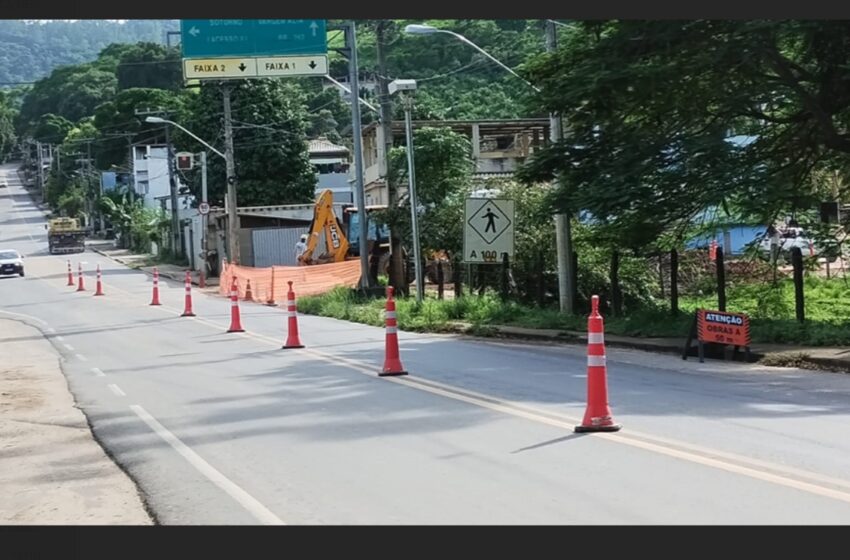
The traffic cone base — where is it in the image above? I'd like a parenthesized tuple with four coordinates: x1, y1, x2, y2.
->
(575, 423, 621, 433)
(379, 368, 408, 377)
(574, 294, 621, 433)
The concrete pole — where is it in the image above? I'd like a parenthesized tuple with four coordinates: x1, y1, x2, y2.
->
(164, 124, 182, 257)
(222, 84, 240, 265)
(403, 95, 424, 303)
(200, 150, 208, 266)
(346, 21, 372, 290)
(546, 20, 574, 314)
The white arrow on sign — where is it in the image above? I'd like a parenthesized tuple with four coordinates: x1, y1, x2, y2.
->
(189, 26, 200, 37)
(309, 21, 318, 36)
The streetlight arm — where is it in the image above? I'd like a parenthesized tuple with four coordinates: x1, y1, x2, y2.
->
(323, 75, 380, 114)
(155, 119, 225, 160)
(436, 29, 541, 93)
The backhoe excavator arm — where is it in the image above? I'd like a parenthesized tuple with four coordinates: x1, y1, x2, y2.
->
(298, 189, 350, 265)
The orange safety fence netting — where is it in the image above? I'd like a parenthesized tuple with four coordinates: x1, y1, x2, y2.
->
(219, 260, 362, 302)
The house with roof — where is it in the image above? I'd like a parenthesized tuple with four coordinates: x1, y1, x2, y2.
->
(357, 118, 551, 206)
(308, 136, 352, 204)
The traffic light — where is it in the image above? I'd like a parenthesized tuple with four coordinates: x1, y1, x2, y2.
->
(175, 152, 194, 171)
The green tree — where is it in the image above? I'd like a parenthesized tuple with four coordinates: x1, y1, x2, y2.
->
(0, 91, 18, 160)
(115, 43, 182, 91)
(384, 126, 473, 260)
(17, 63, 117, 133)
(92, 87, 187, 169)
(520, 20, 850, 240)
(31, 113, 73, 145)
(178, 80, 316, 207)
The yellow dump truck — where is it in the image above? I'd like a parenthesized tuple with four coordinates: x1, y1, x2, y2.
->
(46, 217, 86, 254)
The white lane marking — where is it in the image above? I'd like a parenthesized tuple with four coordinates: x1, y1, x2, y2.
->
(107, 384, 126, 397)
(129, 404, 285, 525)
(56, 336, 64, 341)
(63, 343, 74, 351)
(47, 328, 56, 334)
(91, 367, 106, 377)
(75, 353, 88, 362)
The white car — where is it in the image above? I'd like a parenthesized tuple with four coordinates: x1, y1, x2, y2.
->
(757, 227, 822, 261)
(0, 249, 24, 277)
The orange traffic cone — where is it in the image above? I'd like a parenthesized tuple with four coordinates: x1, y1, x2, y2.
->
(94, 264, 105, 296)
(227, 277, 245, 333)
(181, 270, 195, 317)
(575, 295, 621, 433)
(380, 286, 407, 377)
(244, 279, 253, 301)
(76, 263, 85, 292)
(199, 269, 206, 289)
(709, 239, 718, 262)
(265, 267, 277, 306)
(282, 281, 304, 349)
(150, 267, 161, 306)
(66, 260, 74, 286)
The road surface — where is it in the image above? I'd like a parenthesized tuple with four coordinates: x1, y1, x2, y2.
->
(3, 163, 850, 524)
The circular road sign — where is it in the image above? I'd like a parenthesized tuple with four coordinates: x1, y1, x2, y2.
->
(198, 202, 210, 215)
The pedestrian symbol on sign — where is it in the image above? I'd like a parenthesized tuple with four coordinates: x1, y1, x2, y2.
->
(483, 207, 499, 233)
(468, 201, 510, 245)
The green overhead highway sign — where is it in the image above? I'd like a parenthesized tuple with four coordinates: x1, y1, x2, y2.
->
(180, 19, 327, 58)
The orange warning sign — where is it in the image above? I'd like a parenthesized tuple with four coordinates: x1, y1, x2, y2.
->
(697, 309, 750, 347)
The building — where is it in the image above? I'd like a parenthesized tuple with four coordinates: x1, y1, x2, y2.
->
(132, 144, 171, 209)
(358, 118, 551, 206)
(309, 136, 352, 203)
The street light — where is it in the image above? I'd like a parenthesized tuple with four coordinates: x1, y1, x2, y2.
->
(403, 24, 540, 93)
(389, 78, 424, 304)
(144, 116, 225, 159)
(145, 116, 220, 276)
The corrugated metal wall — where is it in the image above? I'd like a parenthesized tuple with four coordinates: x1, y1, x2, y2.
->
(252, 226, 311, 268)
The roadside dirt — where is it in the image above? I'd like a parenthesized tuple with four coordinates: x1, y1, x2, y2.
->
(0, 318, 152, 524)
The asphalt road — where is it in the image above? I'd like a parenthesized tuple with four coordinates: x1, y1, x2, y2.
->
(3, 163, 850, 524)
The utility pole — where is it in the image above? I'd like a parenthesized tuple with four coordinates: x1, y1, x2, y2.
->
(402, 93, 424, 303)
(36, 141, 44, 201)
(375, 21, 406, 293)
(222, 84, 240, 266)
(86, 140, 94, 231)
(342, 21, 372, 290)
(546, 20, 575, 314)
(200, 150, 208, 270)
(163, 123, 182, 258)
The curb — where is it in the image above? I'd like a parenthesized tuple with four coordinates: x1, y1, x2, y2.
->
(89, 246, 215, 287)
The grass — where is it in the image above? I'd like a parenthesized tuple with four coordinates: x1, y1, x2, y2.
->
(298, 275, 850, 347)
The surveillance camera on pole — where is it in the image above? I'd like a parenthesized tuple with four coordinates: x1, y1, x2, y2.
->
(389, 78, 424, 304)
(388, 79, 417, 95)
